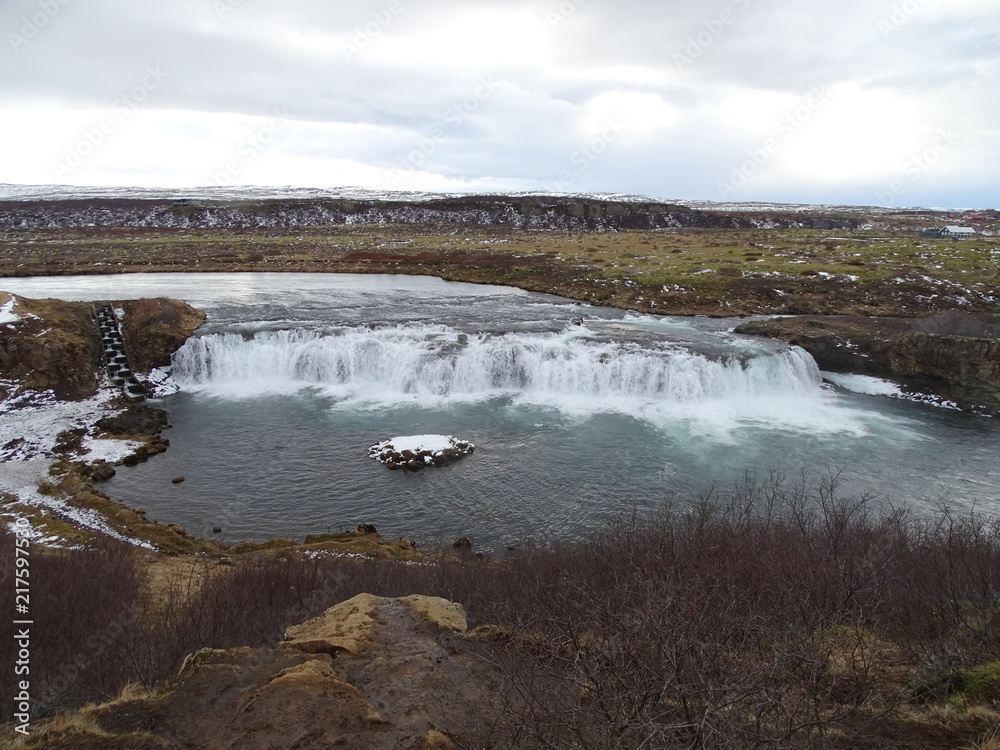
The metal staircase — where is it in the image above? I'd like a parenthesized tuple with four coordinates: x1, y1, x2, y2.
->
(95, 305, 146, 401)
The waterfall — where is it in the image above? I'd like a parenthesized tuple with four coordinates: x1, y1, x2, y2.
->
(172, 324, 822, 403)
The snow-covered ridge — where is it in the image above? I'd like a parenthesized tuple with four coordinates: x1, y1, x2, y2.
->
(0, 185, 878, 232)
(0, 183, 942, 214)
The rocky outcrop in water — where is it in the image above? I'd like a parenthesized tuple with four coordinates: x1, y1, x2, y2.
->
(736, 313, 1000, 415)
(0, 195, 862, 231)
(119, 297, 206, 372)
(23, 594, 496, 750)
(369, 435, 476, 470)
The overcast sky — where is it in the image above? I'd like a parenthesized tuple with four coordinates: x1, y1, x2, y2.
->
(1, 0, 998, 207)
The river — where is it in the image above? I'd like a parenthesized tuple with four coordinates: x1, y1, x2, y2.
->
(4, 272, 998, 551)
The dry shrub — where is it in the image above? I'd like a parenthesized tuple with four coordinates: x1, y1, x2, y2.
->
(3, 469, 999, 750)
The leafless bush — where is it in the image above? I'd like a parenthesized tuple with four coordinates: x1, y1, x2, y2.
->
(465, 472, 1000, 749)
(0, 533, 145, 721)
(5, 469, 999, 747)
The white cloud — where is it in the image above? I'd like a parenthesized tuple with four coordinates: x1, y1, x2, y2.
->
(0, 0, 997, 206)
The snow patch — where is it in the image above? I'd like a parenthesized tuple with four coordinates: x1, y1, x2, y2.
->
(0, 295, 18, 324)
(376, 434, 458, 454)
(822, 372, 904, 397)
(822, 371, 962, 410)
(144, 366, 180, 398)
(0, 386, 139, 463)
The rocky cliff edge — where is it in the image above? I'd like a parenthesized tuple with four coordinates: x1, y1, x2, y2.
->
(736, 312, 1000, 415)
(0, 292, 204, 400)
(23, 594, 499, 750)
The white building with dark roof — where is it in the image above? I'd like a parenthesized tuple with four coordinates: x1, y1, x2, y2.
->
(919, 226, 977, 238)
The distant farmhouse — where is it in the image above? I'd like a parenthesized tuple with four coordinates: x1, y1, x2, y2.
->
(919, 226, 977, 239)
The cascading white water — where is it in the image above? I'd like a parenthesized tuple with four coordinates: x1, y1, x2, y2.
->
(171, 324, 822, 403)
(10, 271, 995, 550)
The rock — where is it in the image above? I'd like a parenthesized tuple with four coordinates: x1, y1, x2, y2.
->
(423, 729, 456, 749)
(357, 523, 378, 534)
(369, 435, 475, 470)
(0, 294, 103, 400)
(0, 294, 204, 403)
(85, 460, 117, 482)
(453, 537, 472, 550)
(27, 593, 500, 750)
(736, 313, 1000, 415)
(236, 658, 385, 726)
(171, 476, 185, 484)
(399, 595, 468, 633)
(212, 526, 222, 534)
(281, 593, 382, 656)
(121, 436, 170, 466)
(95, 404, 169, 437)
(53, 427, 87, 455)
(118, 297, 206, 372)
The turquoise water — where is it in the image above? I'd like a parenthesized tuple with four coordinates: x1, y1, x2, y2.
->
(4, 273, 998, 551)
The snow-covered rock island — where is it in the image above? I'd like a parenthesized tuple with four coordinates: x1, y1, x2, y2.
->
(368, 435, 475, 470)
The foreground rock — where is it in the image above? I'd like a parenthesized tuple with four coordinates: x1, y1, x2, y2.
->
(736, 312, 1000, 415)
(24, 594, 497, 750)
(369, 435, 475, 470)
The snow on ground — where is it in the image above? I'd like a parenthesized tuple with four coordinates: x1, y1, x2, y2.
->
(822, 372, 961, 410)
(0, 383, 151, 547)
(0, 385, 140, 464)
(0, 294, 18, 324)
(2, 480, 155, 549)
(144, 366, 180, 398)
(0, 183, 950, 213)
(822, 372, 905, 397)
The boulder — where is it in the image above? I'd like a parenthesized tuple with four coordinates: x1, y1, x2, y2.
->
(281, 593, 382, 655)
(25, 593, 498, 750)
(399, 595, 468, 633)
(118, 297, 206, 372)
(84, 460, 117, 482)
(95, 404, 169, 437)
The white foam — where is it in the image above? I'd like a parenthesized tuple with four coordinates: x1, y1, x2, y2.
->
(172, 324, 822, 406)
(161, 323, 922, 439)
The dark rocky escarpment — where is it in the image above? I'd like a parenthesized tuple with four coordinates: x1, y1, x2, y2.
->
(736, 313, 1000, 415)
(0, 194, 863, 231)
(0, 293, 204, 400)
